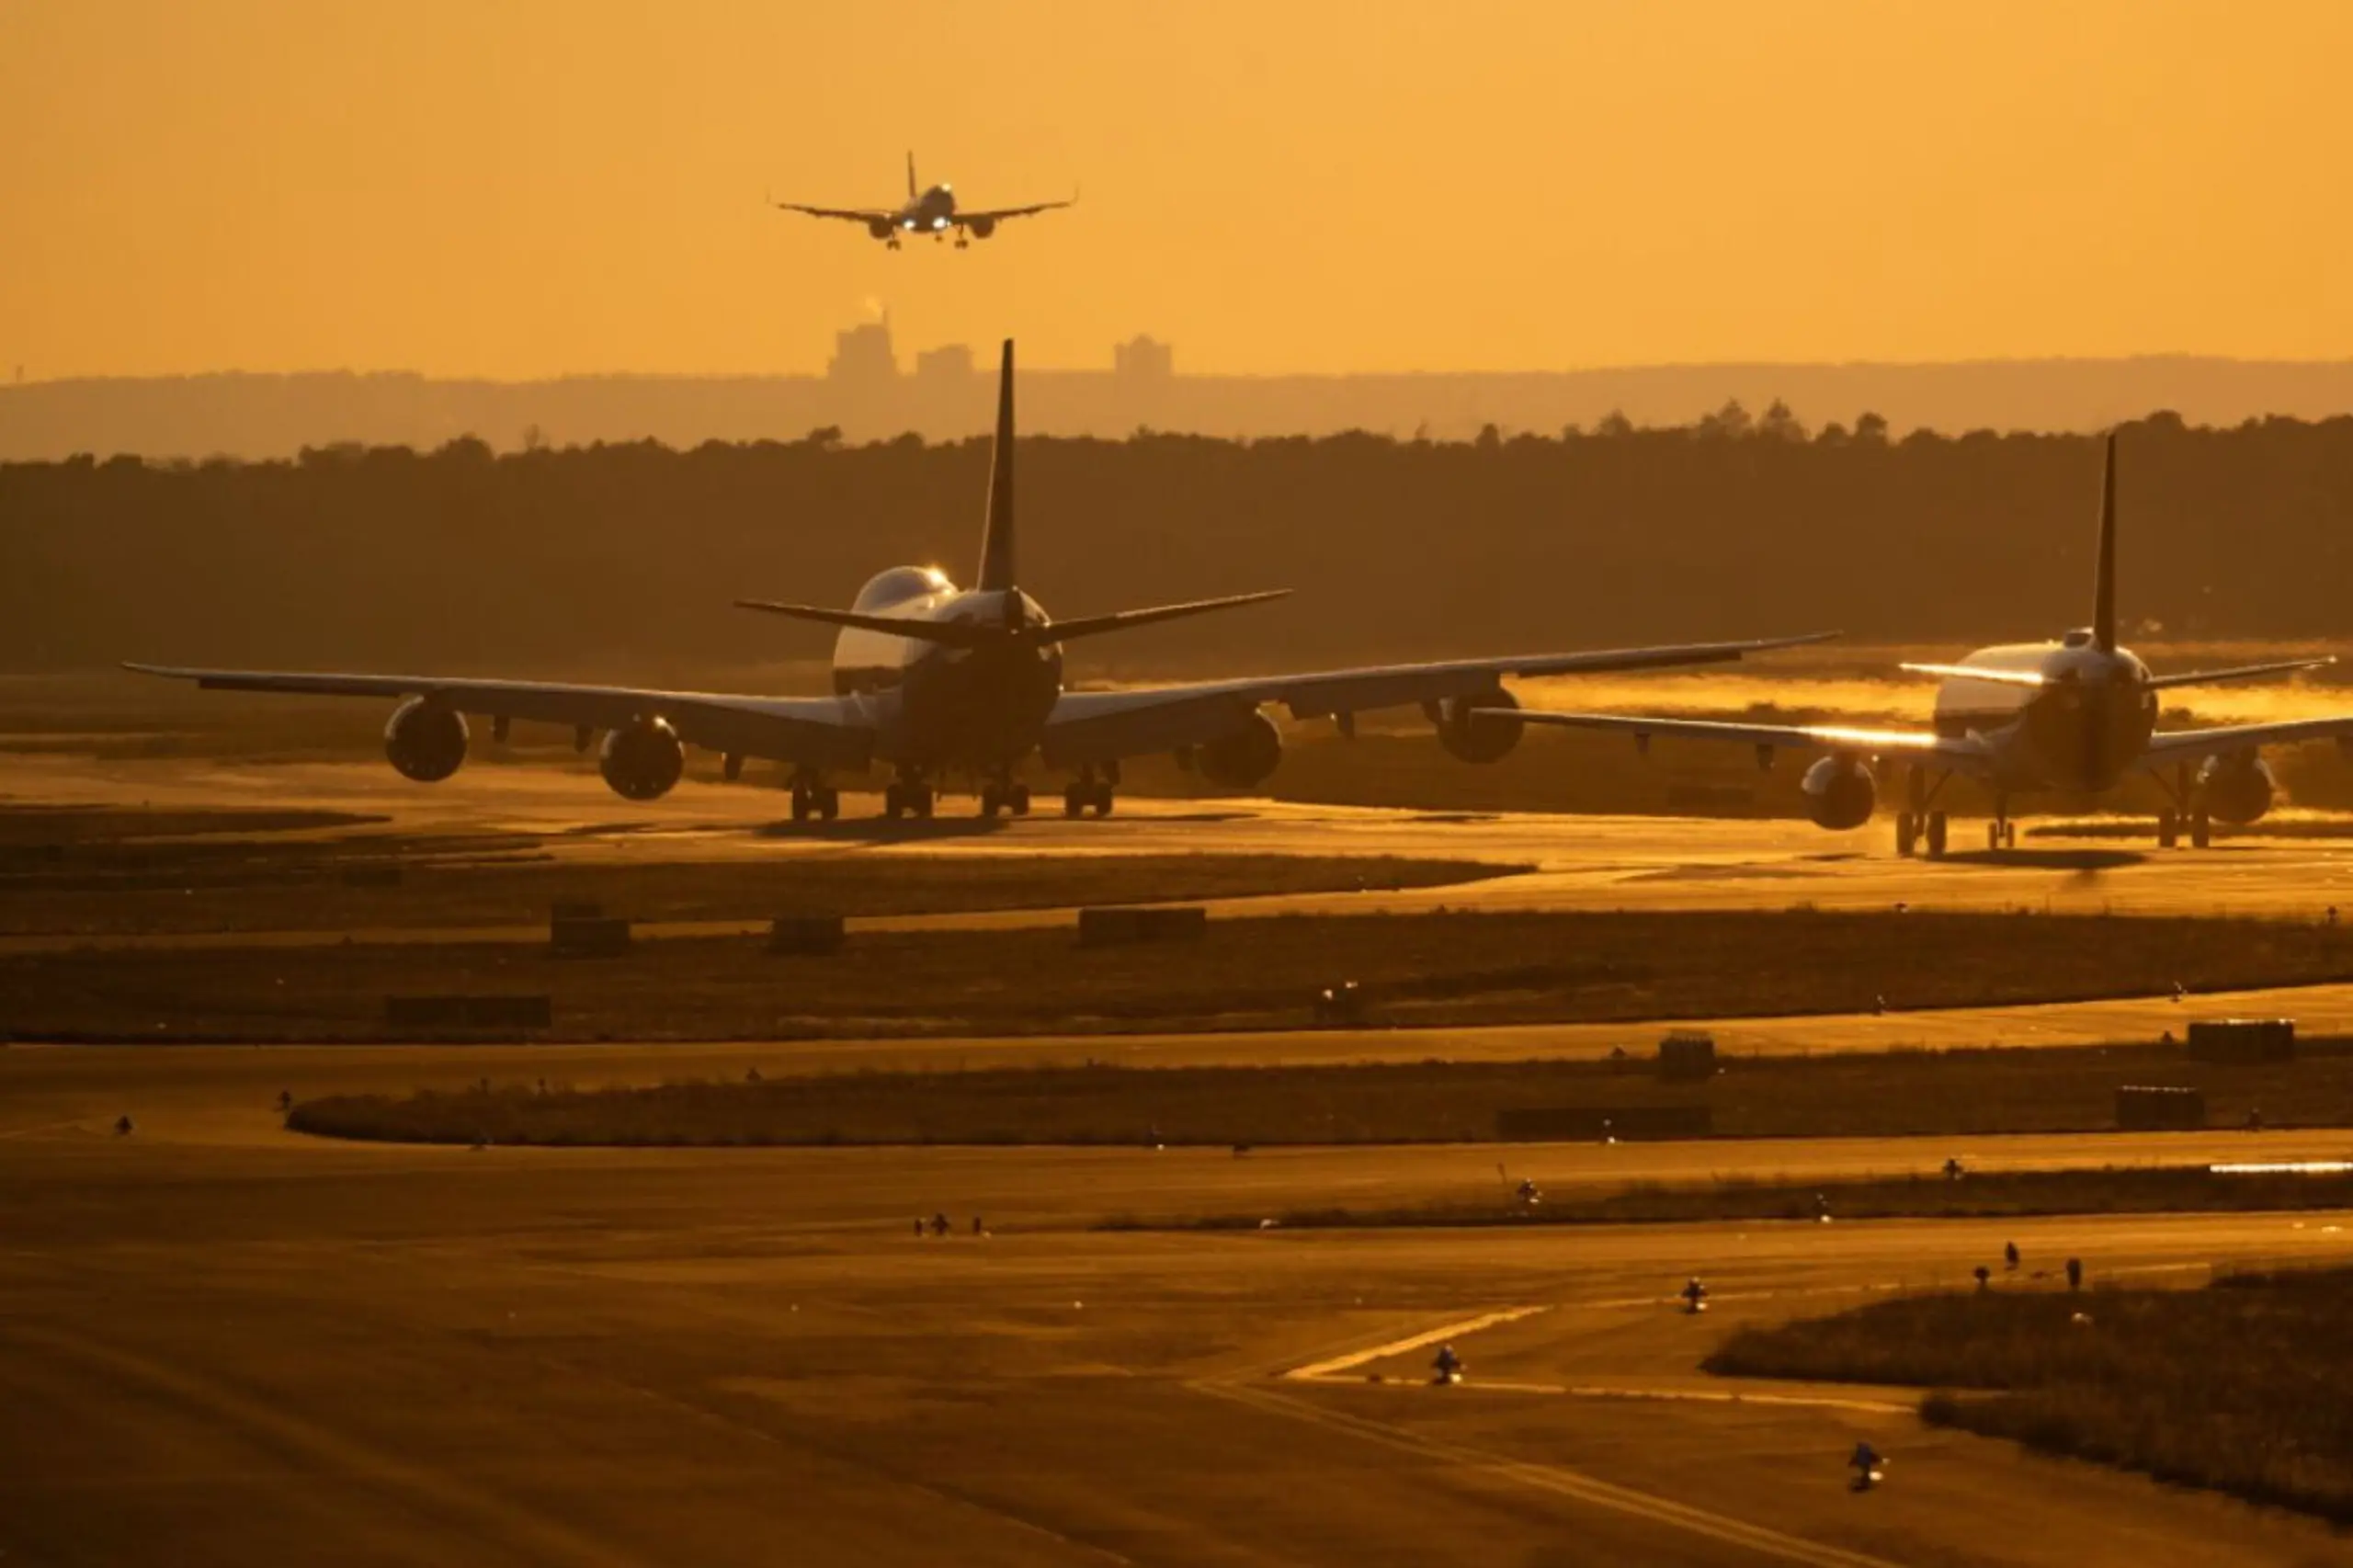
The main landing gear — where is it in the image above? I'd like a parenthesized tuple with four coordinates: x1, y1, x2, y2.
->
(978, 774, 1032, 819)
(2154, 763, 2211, 849)
(1894, 767, 1951, 859)
(1063, 763, 1117, 819)
(1984, 795, 2018, 852)
(789, 769, 840, 824)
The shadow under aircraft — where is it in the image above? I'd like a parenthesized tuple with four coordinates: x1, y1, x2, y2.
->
(131, 341, 1833, 824)
(1497, 434, 2353, 857)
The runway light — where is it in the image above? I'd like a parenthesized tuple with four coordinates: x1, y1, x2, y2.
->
(2209, 1162, 2353, 1176)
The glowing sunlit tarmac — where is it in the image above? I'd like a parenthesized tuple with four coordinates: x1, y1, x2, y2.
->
(12, 756, 2353, 1562)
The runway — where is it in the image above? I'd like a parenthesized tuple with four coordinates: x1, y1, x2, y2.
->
(12, 753, 2353, 926)
(7, 1043, 2353, 1566)
(12, 756, 2353, 1562)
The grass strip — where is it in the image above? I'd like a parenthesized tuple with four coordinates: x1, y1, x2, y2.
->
(1706, 1266, 2353, 1523)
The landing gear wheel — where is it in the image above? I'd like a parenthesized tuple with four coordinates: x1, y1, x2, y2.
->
(912, 786, 934, 820)
(2158, 809, 2178, 849)
(1925, 812, 1949, 859)
(1063, 783, 1086, 819)
(2004, 822, 2018, 849)
(884, 783, 905, 821)
(979, 784, 1003, 819)
(1987, 821, 2003, 852)
(1896, 812, 1918, 858)
(819, 788, 840, 822)
(1009, 784, 1031, 817)
(790, 786, 813, 824)
(1092, 782, 1115, 818)
(2190, 810, 2211, 849)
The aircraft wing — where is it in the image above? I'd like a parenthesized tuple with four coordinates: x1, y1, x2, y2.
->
(2143, 716, 2353, 763)
(774, 201, 896, 223)
(1037, 633, 1837, 766)
(1507, 710, 1995, 764)
(955, 199, 1074, 225)
(122, 665, 874, 769)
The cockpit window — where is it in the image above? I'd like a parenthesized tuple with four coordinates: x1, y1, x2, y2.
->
(852, 565, 955, 611)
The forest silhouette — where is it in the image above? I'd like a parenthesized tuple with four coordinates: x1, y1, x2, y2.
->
(6, 408, 2348, 676)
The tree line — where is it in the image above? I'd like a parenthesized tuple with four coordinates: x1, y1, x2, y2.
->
(5, 409, 2349, 674)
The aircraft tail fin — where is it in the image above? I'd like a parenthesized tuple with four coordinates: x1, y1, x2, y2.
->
(976, 339, 1017, 595)
(2093, 432, 2118, 653)
(907, 151, 918, 200)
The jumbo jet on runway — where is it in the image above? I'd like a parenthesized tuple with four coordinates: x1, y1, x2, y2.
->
(773, 153, 1071, 249)
(1491, 435, 2353, 858)
(129, 342, 1831, 824)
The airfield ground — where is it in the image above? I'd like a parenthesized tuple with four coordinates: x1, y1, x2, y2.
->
(11, 748, 2353, 1562)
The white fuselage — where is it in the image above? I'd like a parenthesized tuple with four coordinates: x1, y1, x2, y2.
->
(827, 567, 1063, 768)
(1931, 634, 2157, 793)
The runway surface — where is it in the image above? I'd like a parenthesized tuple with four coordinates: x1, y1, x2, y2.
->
(13, 756, 2353, 1562)
(12, 753, 2353, 926)
(9, 1044, 2353, 1565)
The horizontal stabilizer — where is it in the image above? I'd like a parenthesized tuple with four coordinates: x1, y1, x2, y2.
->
(1035, 589, 1291, 644)
(732, 600, 995, 647)
(1899, 662, 2047, 688)
(2143, 656, 2335, 691)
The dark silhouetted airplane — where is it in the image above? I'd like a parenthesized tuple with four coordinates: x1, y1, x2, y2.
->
(1495, 435, 2353, 857)
(130, 342, 1832, 824)
(773, 153, 1072, 249)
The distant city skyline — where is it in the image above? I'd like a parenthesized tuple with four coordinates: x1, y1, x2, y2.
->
(6, 4, 2353, 380)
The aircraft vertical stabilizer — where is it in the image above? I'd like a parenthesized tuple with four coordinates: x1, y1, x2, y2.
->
(976, 339, 1018, 596)
(906, 152, 918, 199)
(2093, 432, 2118, 653)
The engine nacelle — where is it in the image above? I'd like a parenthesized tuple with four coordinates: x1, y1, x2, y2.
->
(867, 217, 894, 240)
(599, 716, 686, 801)
(384, 698, 468, 783)
(968, 216, 996, 240)
(1435, 688, 1523, 765)
(1802, 755, 1876, 830)
(2198, 753, 2276, 824)
(1197, 710, 1283, 789)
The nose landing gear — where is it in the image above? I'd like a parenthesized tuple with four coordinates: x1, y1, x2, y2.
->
(788, 770, 841, 824)
(883, 771, 935, 821)
(1063, 764, 1117, 819)
(978, 776, 1032, 818)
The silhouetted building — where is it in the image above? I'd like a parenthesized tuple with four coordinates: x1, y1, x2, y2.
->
(827, 319, 898, 387)
(1114, 335, 1174, 384)
(914, 344, 975, 384)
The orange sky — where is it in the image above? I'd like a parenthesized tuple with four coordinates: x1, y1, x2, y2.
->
(5, 1, 2351, 379)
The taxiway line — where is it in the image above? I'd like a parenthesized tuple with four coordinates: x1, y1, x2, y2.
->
(1199, 1379, 1904, 1568)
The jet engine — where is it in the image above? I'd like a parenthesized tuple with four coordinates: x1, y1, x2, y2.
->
(1801, 755, 1876, 830)
(384, 698, 468, 782)
(867, 217, 894, 241)
(599, 716, 686, 801)
(1197, 710, 1283, 789)
(2198, 752, 2276, 824)
(1434, 688, 1523, 764)
(968, 216, 997, 240)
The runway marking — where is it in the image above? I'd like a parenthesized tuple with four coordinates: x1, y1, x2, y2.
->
(1404, 1376, 1915, 1416)
(1199, 1380, 1904, 1568)
(1281, 1306, 1549, 1381)
(0, 1317, 655, 1568)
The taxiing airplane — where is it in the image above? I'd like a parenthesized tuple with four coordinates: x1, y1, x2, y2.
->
(1491, 434, 2353, 857)
(773, 153, 1071, 249)
(130, 342, 1831, 824)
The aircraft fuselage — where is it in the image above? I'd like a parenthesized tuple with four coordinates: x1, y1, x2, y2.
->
(829, 569, 1063, 770)
(1931, 633, 2158, 794)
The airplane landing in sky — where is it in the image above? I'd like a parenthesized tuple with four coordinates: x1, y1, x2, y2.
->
(773, 153, 1072, 249)
(1495, 435, 2353, 857)
(129, 342, 1833, 824)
